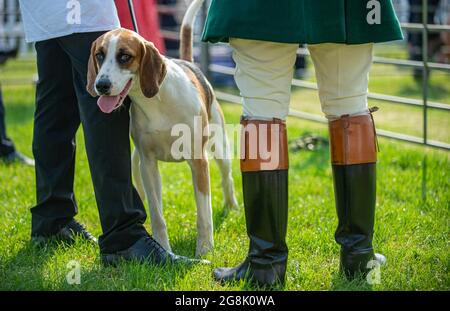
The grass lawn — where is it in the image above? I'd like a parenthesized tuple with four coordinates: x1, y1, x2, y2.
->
(0, 53, 449, 290)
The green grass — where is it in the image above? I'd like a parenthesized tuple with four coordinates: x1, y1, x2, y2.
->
(0, 54, 449, 291)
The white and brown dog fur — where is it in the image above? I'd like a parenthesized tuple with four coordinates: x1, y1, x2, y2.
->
(86, 0, 237, 256)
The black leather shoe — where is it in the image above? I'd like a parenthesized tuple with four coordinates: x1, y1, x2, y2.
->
(1, 151, 35, 166)
(31, 219, 97, 244)
(101, 236, 210, 267)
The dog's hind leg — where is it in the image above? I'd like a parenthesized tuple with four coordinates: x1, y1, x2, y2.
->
(214, 149, 238, 209)
(210, 102, 239, 209)
(139, 153, 171, 252)
(188, 157, 214, 257)
(132, 148, 146, 202)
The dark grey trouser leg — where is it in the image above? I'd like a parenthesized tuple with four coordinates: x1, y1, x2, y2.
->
(31, 39, 80, 236)
(0, 86, 16, 156)
(57, 33, 148, 254)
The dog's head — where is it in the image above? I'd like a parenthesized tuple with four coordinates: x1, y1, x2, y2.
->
(86, 28, 167, 113)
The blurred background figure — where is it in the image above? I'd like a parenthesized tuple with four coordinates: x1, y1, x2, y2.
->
(407, 0, 450, 81)
(115, 0, 166, 53)
(437, 0, 450, 62)
(0, 0, 33, 165)
(294, 45, 308, 79)
(157, 0, 180, 57)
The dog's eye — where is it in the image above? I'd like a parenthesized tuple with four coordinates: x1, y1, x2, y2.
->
(118, 54, 132, 64)
(96, 52, 105, 63)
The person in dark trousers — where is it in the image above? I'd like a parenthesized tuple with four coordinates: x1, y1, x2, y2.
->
(0, 47, 34, 165)
(18, 0, 199, 266)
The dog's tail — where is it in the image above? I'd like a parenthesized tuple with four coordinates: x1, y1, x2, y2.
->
(180, 0, 205, 62)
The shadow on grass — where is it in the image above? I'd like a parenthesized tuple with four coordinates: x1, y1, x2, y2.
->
(330, 271, 373, 291)
(213, 204, 232, 234)
(5, 239, 198, 290)
(51, 258, 198, 290)
(170, 234, 197, 258)
(2, 241, 59, 290)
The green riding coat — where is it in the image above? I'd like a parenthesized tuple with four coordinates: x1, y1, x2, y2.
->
(202, 0, 403, 44)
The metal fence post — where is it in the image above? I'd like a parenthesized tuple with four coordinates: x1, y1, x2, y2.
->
(422, 0, 429, 145)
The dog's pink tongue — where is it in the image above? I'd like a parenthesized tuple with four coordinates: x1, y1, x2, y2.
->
(97, 95, 120, 114)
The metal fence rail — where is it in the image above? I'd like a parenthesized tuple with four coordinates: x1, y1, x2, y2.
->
(214, 91, 450, 150)
(210, 63, 450, 111)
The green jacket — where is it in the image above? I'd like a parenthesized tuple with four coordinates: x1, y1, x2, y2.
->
(202, 0, 403, 44)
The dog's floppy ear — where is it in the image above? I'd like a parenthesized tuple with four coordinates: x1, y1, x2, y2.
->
(139, 41, 167, 98)
(86, 39, 99, 97)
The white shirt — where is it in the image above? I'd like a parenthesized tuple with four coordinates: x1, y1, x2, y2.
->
(18, 0, 120, 43)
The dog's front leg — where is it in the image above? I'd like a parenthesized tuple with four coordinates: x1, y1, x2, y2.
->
(139, 152, 171, 252)
(188, 158, 214, 257)
(132, 148, 146, 201)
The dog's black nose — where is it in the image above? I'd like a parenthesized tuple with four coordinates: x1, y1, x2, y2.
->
(96, 78, 112, 94)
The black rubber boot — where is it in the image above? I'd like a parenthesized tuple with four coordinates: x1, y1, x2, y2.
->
(332, 163, 378, 278)
(213, 170, 288, 286)
(329, 112, 385, 279)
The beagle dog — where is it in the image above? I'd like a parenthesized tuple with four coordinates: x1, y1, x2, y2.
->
(86, 0, 237, 256)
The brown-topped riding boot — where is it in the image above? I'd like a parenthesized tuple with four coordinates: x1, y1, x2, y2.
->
(329, 109, 386, 279)
(213, 118, 289, 286)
